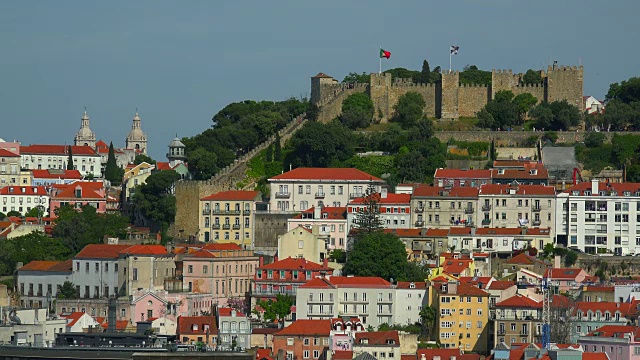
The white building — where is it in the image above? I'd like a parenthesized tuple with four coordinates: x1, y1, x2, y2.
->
(452, 227, 553, 255)
(393, 282, 428, 326)
(556, 180, 640, 255)
(287, 206, 348, 251)
(584, 96, 605, 115)
(16, 260, 73, 308)
(20, 144, 102, 178)
(60, 312, 101, 333)
(296, 276, 394, 329)
(72, 244, 133, 299)
(217, 307, 251, 350)
(347, 190, 411, 231)
(268, 168, 383, 212)
(353, 330, 401, 360)
(0, 308, 67, 347)
(0, 185, 50, 216)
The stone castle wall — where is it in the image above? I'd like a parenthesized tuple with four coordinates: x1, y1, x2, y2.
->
(173, 115, 307, 239)
(433, 130, 640, 147)
(312, 66, 583, 123)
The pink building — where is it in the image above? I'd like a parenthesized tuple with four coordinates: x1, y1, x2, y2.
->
(578, 325, 640, 360)
(49, 181, 107, 215)
(180, 243, 259, 307)
(544, 268, 589, 291)
(347, 190, 411, 230)
(287, 206, 348, 250)
(130, 290, 215, 324)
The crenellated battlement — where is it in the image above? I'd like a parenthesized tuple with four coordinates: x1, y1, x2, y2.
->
(459, 83, 489, 88)
(391, 81, 437, 89)
(548, 65, 583, 72)
(441, 70, 461, 75)
(515, 83, 544, 88)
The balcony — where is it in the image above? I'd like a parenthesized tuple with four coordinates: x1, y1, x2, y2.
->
(308, 297, 334, 303)
(497, 329, 506, 335)
(315, 192, 325, 199)
(415, 221, 424, 227)
(243, 209, 251, 216)
(252, 288, 297, 296)
(223, 224, 231, 230)
(464, 207, 474, 214)
(349, 193, 363, 199)
(415, 207, 424, 213)
(532, 220, 541, 226)
(482, 204, 491, 211)
(531, 204, 542, 212)
(212, 224, 221, 229)
(520, 330, 529, 336)
(482, 219, 491, 226)
(233, 224, 241, 230)
(274, 192, 290, 199)
(202, 209, 211, 215)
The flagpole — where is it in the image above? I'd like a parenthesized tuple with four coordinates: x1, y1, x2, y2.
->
(449, 47, 452, 73)
(379, 47, 382, 74)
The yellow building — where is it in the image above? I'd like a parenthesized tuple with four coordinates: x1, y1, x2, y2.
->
(0, 149, 31, 187)
(199, 190, 261, 247)
(436, 281, 490, 353)
(122, 162, 155, 203)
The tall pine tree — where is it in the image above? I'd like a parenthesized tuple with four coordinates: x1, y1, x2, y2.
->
(274, 133, 282, 161)
(265, 144, 273, 163)
(353, 183, 383, 235)
(66, 146, 74, 170)
(104, 142, 119, 184)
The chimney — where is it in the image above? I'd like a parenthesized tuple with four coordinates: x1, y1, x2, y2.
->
(554, 255, 561, 269)
(259, 256, 264, 267)
(447, 280, 458, 295)
(314, 206, 321, 219)
(274, 255, 279, 263)
(381, 188, 388, 199)
(591, 179, 599, 194)
(323, 258, 328, 267)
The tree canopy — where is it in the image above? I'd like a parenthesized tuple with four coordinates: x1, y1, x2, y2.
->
(134, 154, 156, 165)
(343, 231, 426, 282)
(284, 120, 354, 168)
(130, 170, 181, 233)
(340, 92, 374, 129)
(104, 142, 123, 185)
(529, 100, 582, 131)
(0, 232, 71, 275)
(522, 69, 543, 85)
(353, 184, 384, 234)
(460, 65, 492, 86)
(255, 294, 294, 325)
(52, 205, 129, 254)
(342, 72, 370, 84)
(392, 92, 426, 128)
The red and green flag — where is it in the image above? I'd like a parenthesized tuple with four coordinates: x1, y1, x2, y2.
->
(380, 48, 391, 59)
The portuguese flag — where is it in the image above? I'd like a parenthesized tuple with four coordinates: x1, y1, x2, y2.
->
(380, 48, 391, 59)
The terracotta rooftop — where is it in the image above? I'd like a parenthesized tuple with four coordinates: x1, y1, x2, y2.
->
(563, 182, 640, 196)
(0, 148, 19, 157)
(0, 186, 47, 196)
(355, 330, 399, 346)
(269, 167, 381, 182)
(491, 168, 549, 180)
(259, 257, 333, 271)
(201, 190, 260, 201)
(300, 276, 391, 289)
(119, 245, 168, 256)
(218, 307, 246, 317)
(495, 294, 542, 308)
(75, 244, 134, 259)
(21, 144, 97, 156)
(487, 280, 516, 290)
(19, 259, 72, 272)
(177, 316, 218, 335)
(479, 184, 555, 195)
(544, 268, 586, 280)
(275, 319, 331, 336)
(507, 253, 543, 265)
(396, 281, 428, 289)
(293, 206, 347, 220)
(434, 169, 491, 179)
(51, 182, 105, 200)
(413, 185, 479, 197)
(574, 300, 640, 317)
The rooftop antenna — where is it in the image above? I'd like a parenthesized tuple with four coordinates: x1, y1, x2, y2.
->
(579, 57, 582, 66)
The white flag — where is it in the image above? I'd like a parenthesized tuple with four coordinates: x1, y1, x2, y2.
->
(450, 45, 459, 55)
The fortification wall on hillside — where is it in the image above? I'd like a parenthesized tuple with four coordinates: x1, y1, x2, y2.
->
(433, 130, 640, 147)
(458, 84, 490, 117)
(316, 85, 369, 123)
(174, 115, 307, 239)
(388, 80, 438, 119)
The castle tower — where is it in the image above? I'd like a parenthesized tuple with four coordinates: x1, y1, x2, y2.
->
(310, 72, 339, 106)
(74, 110, 97, 147)
(125, 112, 147, 154)
(546, 65, 584, 111)
(440, 71, 460, 120)
(491, 69, 518, 99)
(368, 72, 393, 121)
(167, 135, 186, 167)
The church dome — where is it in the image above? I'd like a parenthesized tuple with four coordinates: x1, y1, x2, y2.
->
(74, 110, 96, 146)
(169, 136, 185, 148)
(126, 112, 147, 141)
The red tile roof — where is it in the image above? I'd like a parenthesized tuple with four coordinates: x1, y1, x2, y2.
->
(583, 286, 614, 292)
(257, 349, 274, 360)
(458, 276, 493, 287)
(434, 169, 491, 179)
(479, 184, 555, 195)
(544, 268, 586, 280)
(585, 325, 639, 338)
(155, 162, 172, 171)
(62, 312, 88, 327)
(188, 249, 217, 258)
(563, 182, 640, 196)
(507, 253, 542, 265)
(119, 245, 168, 256)
(491, 168, 549, 180)
(202, 243, 243, 251)
(21, 144, 97, 156)
(19, 260, 72, 272)
(355, 330, 399, 346)
(426, 228, 449, 237)
(275, 319, 331, 336)
(396, 281, 428, 289)
(300, 276, 391, 289)
(259, 257, 333, 271)
(201, 190, 260, 201)
(350, 193, 410, 205)
(495, 294, 542, 308)
(100, 320, 129, 331)
(294, 207, 347, 220)
(413, 185, 479, 198)
(31, 169, 83, 179)
(177, 316, 218, 335)
(218, 307, 246, 317)
(383, 228, 424, 237)
(439, 282, 489, 296)
(487, 281, 515, 290)
(333, 351, 353, 360)
(51, 182, 105, 200)
(270, 168, 381, 181)
(442, 259, 473, 275)
(0, 186, 47, 196)
(75, 244, 133, 259)
(574, 300, 640, 317)
(0, 148, 19, 157)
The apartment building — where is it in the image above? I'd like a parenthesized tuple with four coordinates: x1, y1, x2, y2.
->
(347, 190, 411, 231)
(20, 144, 102, 177)
(556, 180, 640, 255)
(287, 206, 348, 251)
(572, 301, 639, 343)
(478, 184, 556, 237)
(49, 181, 107, 214)
(72, 244, 132, 299)
(296, 276, 394, 329)
(181, 244, 258, 306)
(492, 294, 543, 346)
(118, 245, 175, 296)
(0, 148, 28, 187)
(433, 169, 491, 188)
(272, 319, 331, 360)
(31, 169, 82, 186)
(411, 186, 478, 229)
(578, 325, 640, 360)
(177, 315, 217, 347)
(199, 190, 261, 246)
(353, 330, 401, 360)
(454, 227, 553, 255)
(278, 226, 330, 263)
(393, 282, 429, 325)
(252, 257, 333, 305)
(16, 260, 73, 308)
(435, 281, 490, 353)
(268, 168, 383, 212)
(0, 185, 49, 216)
(217, 308, 251, 350)
(490, 166, 549, 185)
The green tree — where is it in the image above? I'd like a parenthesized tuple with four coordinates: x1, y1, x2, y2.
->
(393, 92, 426, 128)
(420, 306, 437, 340)
(25, 207, 42, 218)
(0, 212, 5, 220)
(134, 154, 156, 165)
(66, 146, 74, 170)
(274, 132, 282, 162)
(265, 144, 273, 163)
(353, 183, 384, 234)
(255, 294, 294, 326)
(477, 108, 496, 129)
(342, 72, 370, 84)
(328, 249, 346, 263)
(611, 134, 640, 168)
(0, 232, 70, 275)
(529, 101, 581, 131)
(340, 92, 374, 129)
(522, 69, 543, 85)
(543, 131, 558, 144)
(584, 132, 606, 148)
(57, 281, 79, 299)
(6, 210, 20, 217)
(542, 243, 555, 258)
(130, 170, 181, 232)
(512, 93, 538, 121)
(343, 231, 426, 282)
(606, 77, 640, 104)
(478, 91, 519, 129)
(285, 120, 354, 168)
(187, 148, 218, 180)
(104, 142, 121, 185)
(564, 251, 578, 267)
(52, 205, 129, 254)
(460, 65, 492, 85)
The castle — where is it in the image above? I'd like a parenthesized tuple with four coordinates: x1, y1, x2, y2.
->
(311, 65, 584, 122)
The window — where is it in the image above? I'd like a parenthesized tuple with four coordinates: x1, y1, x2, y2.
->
(203, 265, 208, 274)
(304, 351, 310, 359)
(287, 338, 294, 346)
(313, 350, 320, 359)
(188, 265, 193, 274)
(133, 268, 138, 281)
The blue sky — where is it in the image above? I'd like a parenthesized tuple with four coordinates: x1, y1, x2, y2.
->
(1, 0, 638, 160)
